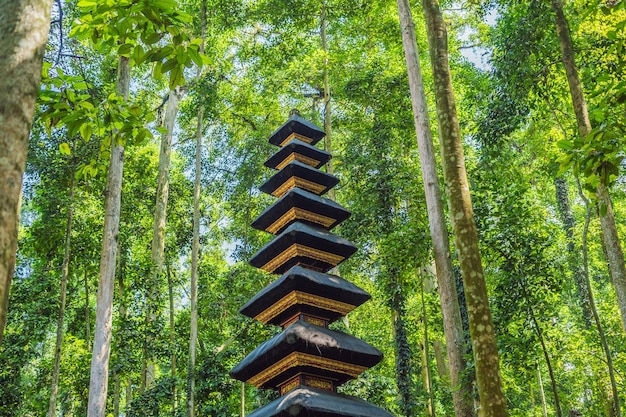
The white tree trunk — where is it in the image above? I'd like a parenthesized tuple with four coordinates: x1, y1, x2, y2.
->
(0, 0, 53, 346)
(144, 87, 183, 389)
(87, 55, 130, 417)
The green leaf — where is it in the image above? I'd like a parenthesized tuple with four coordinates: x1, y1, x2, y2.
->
(556, 140, 574, 150)
(77, 0, 97, 7)
(118, 43, 133, 57)
(80, 123, 93, 141)
(59, 142, 71, 155)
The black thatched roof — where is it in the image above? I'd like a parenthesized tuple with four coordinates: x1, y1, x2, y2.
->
(268, 113, 325, 147)
(264, 139, 331, 170)
(259, 161, 339, 198)
(251, 188, 351, 235)
(230, 320, 382, 388)
(239, 266, 370, 325)
(246, 387, 395, 417)
(248, 222, 357, 274)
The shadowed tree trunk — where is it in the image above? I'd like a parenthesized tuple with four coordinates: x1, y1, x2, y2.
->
(395, 1, 474, 415)
(47, 170, 75, 417)
(0, 0, 53, 346)
(87, 55, 130, 417)
(551, 0, 626, 333)
(421, 0, 508, 415)
(144, 87, 183, 390)
(188, 3, 206, 416)
(577, 182, 622, 417)
(321, 1, 335, 202)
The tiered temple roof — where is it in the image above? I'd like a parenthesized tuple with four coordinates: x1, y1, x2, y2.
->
(230, 111, 394, 417)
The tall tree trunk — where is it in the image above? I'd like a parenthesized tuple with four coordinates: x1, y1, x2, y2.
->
(85, 269, 91, 351)
(188, 107, 202, 417)
(578, 182, 622, 417)
(188, 3, 206, 414)
(87, 55, 130, 417)
(551, 0, 626, 332)
(421, 280, 435, 417)
(47, 171, 75, 417)
(537, 362, 548, 417)
(144, 87, 183, 390)
(395, 1, 474, 415)
(391, 292, 415, 417)
(113, 373, 121, 417)
(321, 2, 335, 202)
(0, 0, 53, 346)
(421, 1, 507, 415)
(523, 284, 562, 417)
(167, 260, 177, 411)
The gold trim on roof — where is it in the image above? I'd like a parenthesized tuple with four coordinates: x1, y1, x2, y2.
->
(266, 207, 336, 235)
(279, 132, 314, 147)
(254, 290, 356, 324)
(260, 244, 345, 274)
(276, 153, 321, 170)
(247, 351, 367, 387)
(272, 176, 327, 198)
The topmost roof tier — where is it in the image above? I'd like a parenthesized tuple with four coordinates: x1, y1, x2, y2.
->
(268, 112, 326, 147)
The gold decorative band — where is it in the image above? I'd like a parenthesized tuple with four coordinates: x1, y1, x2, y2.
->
(304, 375, 334, 391)
(254, 290, 356, 324)
(260, 244, 345, 274)
(266, 207, 336, 235)
(272, 177, 327, 198)
(279, 132, 314, 147)
(247, 351, 367, 387)
(276, 153, 321, 170)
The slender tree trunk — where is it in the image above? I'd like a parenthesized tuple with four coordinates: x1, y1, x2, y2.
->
(395, 1, 474, 415)
(551, 0, 626, 332)
(87, 55, 130, 417)
(47, 172, 75, 417)
(389, 270, 415, 417)
(85, 268, 91, 351)
(524, 287, 562, 417)
(166, 260, 177, 411)
(537, 362, 548, 417)
(321, 2, 335, 202)
(421, 280, 435, 417)
(145, 88, 183, 390)
(188, 108, 202, 417)
(113, 373, 121, 417)
(578, 182, 622, 417)
(0, 0, 53, 346)
(421, 1, 507, 415)
(241, 381, 245, 417)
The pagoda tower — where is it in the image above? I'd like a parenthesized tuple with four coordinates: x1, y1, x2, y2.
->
(231, 111, 394, 417)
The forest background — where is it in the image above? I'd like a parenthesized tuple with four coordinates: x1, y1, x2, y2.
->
(0, 0, 625, 416)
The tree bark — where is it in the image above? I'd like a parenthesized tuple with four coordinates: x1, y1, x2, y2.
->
(395, 1, 474, 415)
(525, 287, 562, 417)
(421, 1, 508, 415)
(85, 269, 91, 351)
(87, 55, 130, 417)
(0, 0, 53, 346)
(391, 293, 415, 417)
(167, 260, 177, 411)
(537, 362, 548, 417)
(144, 87, 183, 390)
(47, 171, 75, 417)
(321, 2, 335, 202)
(188, 106, 202, 417)
(551, 0, 626, 332)
(578, 182, 622, 417)
(421, 280, 435, 417)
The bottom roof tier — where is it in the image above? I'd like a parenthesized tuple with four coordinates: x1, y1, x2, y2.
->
(247, 386, 395, 417)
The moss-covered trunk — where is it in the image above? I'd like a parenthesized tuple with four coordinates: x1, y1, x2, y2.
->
(421, 1, 507, 415)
